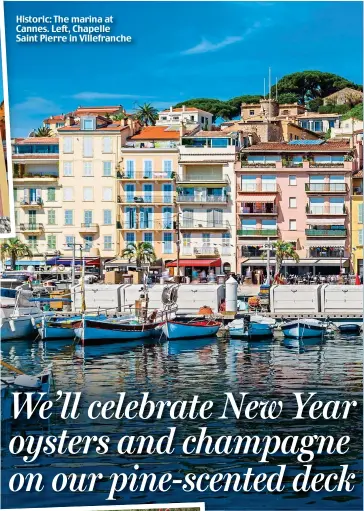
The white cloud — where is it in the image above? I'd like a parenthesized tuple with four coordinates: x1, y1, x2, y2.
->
(70, 92, 156, 101)
(181, 20, 270, 56)
(12, 96, 61, 114)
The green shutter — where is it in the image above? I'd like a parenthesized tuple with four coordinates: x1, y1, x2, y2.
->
(47, 187, 56, 201)
(47, 235, 56, 250)
(48, 209, 56, 225)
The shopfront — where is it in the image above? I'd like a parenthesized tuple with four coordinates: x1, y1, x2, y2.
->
(166, 258, 222, 282)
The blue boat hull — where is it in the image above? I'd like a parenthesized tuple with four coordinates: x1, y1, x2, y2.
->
(282, 321, 325, 339)
(162, 321, 220, 340)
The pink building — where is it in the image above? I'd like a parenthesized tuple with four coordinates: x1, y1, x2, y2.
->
(236, 139, 357, 279)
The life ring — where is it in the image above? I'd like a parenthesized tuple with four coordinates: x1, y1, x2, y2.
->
(58, 264, 65, 272)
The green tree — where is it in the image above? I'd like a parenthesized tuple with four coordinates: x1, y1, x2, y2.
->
(34, 126, 53, 137)
(0, 238, 33, 270)
(277, 92, 301, 104)
(261, 241, 299, 277)
(318, 104, 351, 114)
(121, 242, 156, 283)
(341, 103, 363, 121)
(307, 97, 324, 112)
(272, 71, 362, 104)
(135, 103, 158, 126)
(112, 112, 127, 121)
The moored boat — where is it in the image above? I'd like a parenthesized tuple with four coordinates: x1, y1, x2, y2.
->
(281, 318, 326, 339)
(338, 323, 361, 335)
(162, 319, 221, 340)
(228, 315, 275, 339)
(74, 317, 162, 343)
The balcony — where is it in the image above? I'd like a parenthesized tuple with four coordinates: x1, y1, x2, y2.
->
(237, 228, 279, 237)
(238, 183, 280, 193)
(19, 223, 44, 233)
(306, 205, 347, 215)
(241, 161, 277, 168)
(13, 174, 58, 183)
(180, 220, 230, 230)
(117, 195, 174, 205)
(117, 171, 174, 181)
(118, 222, 173, 230)
(305, 183, 348, 194)
(176, 174, 230, 185)
(177, 194, 228, 204)
(79, 223, 99, 234)
(194, 246, 220, 257)
(239, 205, 277, 216)
(20, 199, 44, 209)
(305, 229, 347, 237)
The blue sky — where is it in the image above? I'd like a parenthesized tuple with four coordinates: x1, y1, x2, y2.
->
(3, 1, 363, 137)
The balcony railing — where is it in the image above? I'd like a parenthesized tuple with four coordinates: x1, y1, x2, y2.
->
(20, 199, 43, 208)
(237, 228, 278, 237)
(305, 183, 348, 193)
(180, 220, 230, 230)
(181, 245, 193, 256)
(194, 246, 220, 256)
(117, 171, 174, 180)
(238, 183, 280, 193)
(176, 174, 230, 184)
(309, 162, 345, 168)
(19, 223, 44, 232)
(240, 205, 277, 215)
(79, 223, 99, 234)
(177, 194, 228, 203)
(241, 161, 277, 168)
(305, 229, 347, 237)
(117, 195, 174, 204)
(306, 205, 347, 215)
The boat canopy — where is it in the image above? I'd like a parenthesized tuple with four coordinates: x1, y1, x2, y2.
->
(166, 258, 222, 268)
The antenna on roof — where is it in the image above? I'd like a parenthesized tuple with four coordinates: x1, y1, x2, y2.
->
(268, 67, 271, 122)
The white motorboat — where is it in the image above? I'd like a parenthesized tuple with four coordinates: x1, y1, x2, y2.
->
(281, 318, 327, 339)
(0, 288, 44, 341)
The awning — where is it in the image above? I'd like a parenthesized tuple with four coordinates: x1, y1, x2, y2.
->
(306, 218, 346, 225)
(166, 258, 221, 268)
(316, 258, 349, 266)
(240, 258, 267, 266)
(238, 239, 268, 246)
(9, 260, 44, 266)
(46, 257, 100, 267)
(305, 240, 346, 247)
(281, 259, 318, 266)
(240, 195, 276, 202)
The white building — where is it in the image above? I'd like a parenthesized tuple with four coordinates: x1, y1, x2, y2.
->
(156, 106, 213, 129)
(297, 112, 341, 134)
(175, 130, 238, 277)
(330, 117, 363, 139)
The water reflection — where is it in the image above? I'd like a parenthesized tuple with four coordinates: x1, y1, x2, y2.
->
(1, 334, 363, 510)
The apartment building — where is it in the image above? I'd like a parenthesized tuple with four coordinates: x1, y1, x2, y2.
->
(156, 106, 213, 129)
(351, 132, 363, 276)
(57, 114, 139, 264)
(169, 130, 237, 277)
(43, 106, 125, 135)
(116, 126, 179, 265)
(12, 137, 61, 258)
(237, 139, 356, 279)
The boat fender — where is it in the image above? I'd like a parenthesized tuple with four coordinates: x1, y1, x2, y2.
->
(13, 375, 42, 389)
(9, 319, 16, 332)
(30, 316, 37, 327)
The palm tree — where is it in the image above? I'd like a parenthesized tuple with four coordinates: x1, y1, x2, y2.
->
(34, 126, 53, 137)
(0, 238, 33, 270)
(121, 242, 156, 284)
(135, 103, 158, 126)
(270, 241, 300, 278)
(112, 112, 127, 121)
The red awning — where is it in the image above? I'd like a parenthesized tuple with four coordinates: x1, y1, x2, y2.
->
(166, 258, 222, 268)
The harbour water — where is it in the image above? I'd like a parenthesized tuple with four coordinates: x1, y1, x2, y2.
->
(1, 334, 363, 510)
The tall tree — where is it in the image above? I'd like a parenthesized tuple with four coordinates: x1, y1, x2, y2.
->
(135, 103, 158, 126)
(261, 241, 299, 278)
(0, 238, 33, 270)
(121, 242, 156, 283)
(34, 126, 53, 137)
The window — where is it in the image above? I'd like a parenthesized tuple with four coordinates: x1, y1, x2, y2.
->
(102, 187, 113, 201)
(47, 235, 56, 250)
(241, 175, 257, 192)
(102, 137, 112, 153)
(104, 235, 112, 250)
(282, 109, 289, 115)
(126, 232, 135, 247)
(14, 210, 18, 225)
(201, 116, 204, 123)
(289, 197, 297, 208)
(329, 120, 336, 128)
(84, 210, 93, 225)
(202, 233, 210, 245)
(64, 210, 73, 225)
(143, 184, 153, 202)
(63, 137, 73, 153)
(56, 122, 64, 128)
(162, 207, 173, 229)
(83, 137, 93, 157)
(65, 235, 75, 248)
(48, 209, 56, 225)
(63, 161, 73, 176)
(163, 160, 173, 177)
(125, 207, 136, 229)
(222, 232, 231, 255)
(83, 162, 93, 176)
(249, 110, 255, 115)
(358, 230, 363, 246)
(359, 204, 363, 224)
(143, 232, 153, 245)
(289, 219, 297, 231)
(83, 187, 94, 201)
(262, 175, 276, 192)
(289, 175, 297, 186)
(63, 187, 74, 201)
(47, 188, 56, 201)
(247, 155, 280, 164)
(143, 160, 153, 178)
(330, 197, 344, 214)
(84, 236, 93, 250)
(140, 207, 153, 229)
(82, 118, 94, 130)
(163, 232, 173, 254)
(13, 188, 18, 202)
(125, 160, 135, 178)
(313, 121, 323, 132)
(28, 236, 37, 251)
(103, 161, 112, 176)
(300, 120, 309, 129)
(162, 183, 173, 202)
(103, 209, 112, 225)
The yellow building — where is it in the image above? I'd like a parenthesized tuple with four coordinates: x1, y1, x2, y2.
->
(0, 132, 10, 220)
(352, 170, 363, 275)
(117, 126, 179, 264)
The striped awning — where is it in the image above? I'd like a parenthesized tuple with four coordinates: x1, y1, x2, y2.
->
(240, 195, 276, 202)
(305, 239, 346, 248)
(306, 218, 346, 225)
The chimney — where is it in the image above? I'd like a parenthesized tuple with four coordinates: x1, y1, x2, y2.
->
(179, 121, 186, 137)
(65, 115, 74, 127)
(182, 105, 186, 112)
(170, 106, 173, 113)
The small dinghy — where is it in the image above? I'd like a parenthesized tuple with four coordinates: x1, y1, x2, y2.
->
(162, 319, 221, 340)
(338, 323, 361, 335)
(228, 315, 275, 339)
(38, 314, 108, 340)
(281, 318, 326, 339)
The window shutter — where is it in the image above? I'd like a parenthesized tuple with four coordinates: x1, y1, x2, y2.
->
(359, 204, 363, 224)
(24, 189, 29, 202)
(103, 137, 112, 153)
(63, 137, 72, 153)
(83, 137, 93, 157)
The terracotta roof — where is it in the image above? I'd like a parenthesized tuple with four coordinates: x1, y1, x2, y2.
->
(187, 130, 232, 137)
(15, 137, 59, 145)
(160, 107, 212, 113)
(130, 126, 180, 140)
(241, 141, 351, 152)
(75, 105, 122, 115)
(58, 121, 127, 132)
(297, 112, 341, 118)
(324, 88, 363, 100)
(12, 154, 59, 159)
